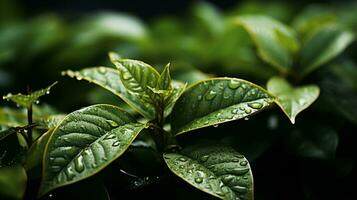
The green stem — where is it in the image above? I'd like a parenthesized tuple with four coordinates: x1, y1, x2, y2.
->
(27, 104, 33, 145)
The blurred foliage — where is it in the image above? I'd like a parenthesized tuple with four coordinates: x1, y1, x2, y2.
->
(0, 0, 356, 199)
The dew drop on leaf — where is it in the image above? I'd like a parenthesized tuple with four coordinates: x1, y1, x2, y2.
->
(112, 141, 121, 147)
(228, 80, 240, 89)
(240, 161, 248, 166)
(178, 157, 187, 162)
(205, 90, 217, 100)
(194, 177, 203, 184)
(213, 124, 219, 128)
(245, 109, 252, 114)
(99, 67, 107, 74)
(106, 120, 119, 127)
(247, 102, 263, 109)
(74, 156, 84, 172)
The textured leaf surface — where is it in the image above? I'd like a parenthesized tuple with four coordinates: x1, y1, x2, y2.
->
(63, 67, 156, 119)
(171, 78, 273, 135)
(267, 77, 319, 124)
(112, 59, 160, 107)
(39, 104, 146, 196)
(164, 81, 186, 117)
(300, 25, 354, 76)
(2, 82, 57, 108)
(0, 165, 27, 200)
(164, 146, 253, 200)
(234, 15, 299, 73)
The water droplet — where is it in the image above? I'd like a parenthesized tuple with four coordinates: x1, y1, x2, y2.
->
(240, 161, 248, 166)
(112, 141, 121, 147)
(228, 80, 240, 89)
(239, 106, 245, 111)
(223, 92, 230, 99)
(231, 109, 238, 114)
(187, 169, 193, 174)
(205, 90, 217, 100)
(65, 166, 75, 181)
(244, 117, 249, 121)
(122, 72, 131, 80)
(178, 157, 187, 162)
(74, 156, 84, 172)
(76, 76, 82, 80)
(248, 102, 263, 109)
(213, 124, 219, 128)
(194, 177, 203, 184)
(179, 165, 184, 169)
(245, 109, 252, 114)
(236, 155, 244, 158)
(200, 155, 210, 162)
(104, 134, 116, 140)
(106, 120, 118, 127)
(46, 91, 50, 94)
(99, 67, 107, 74)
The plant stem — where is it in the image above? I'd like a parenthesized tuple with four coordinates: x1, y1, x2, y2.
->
(27, 104, 33, 144)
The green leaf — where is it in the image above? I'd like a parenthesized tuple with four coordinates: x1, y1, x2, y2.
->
(0, 165, 27, 200)
(234, 15, 299, 73)
(62, 67, 156, 119)
(163, 145, 253, 200)
(164, 81, 186, 117)
(299, 25, 354, 77)
(112, 59, 160, 108)
(267, 77, 319, 124)
(171, 78, 274, 135)
(25, 128, 54, 171)
(158, 63, 172, 91)
(286, 125, 338, 160)
(2, 82, 57, 108)
(0, 127, 17, 141)
(0, 107, 27, 127)
(39, 104, 146, 196)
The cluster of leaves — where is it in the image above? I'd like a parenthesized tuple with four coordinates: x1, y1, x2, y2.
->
(1, 1, 356, 200)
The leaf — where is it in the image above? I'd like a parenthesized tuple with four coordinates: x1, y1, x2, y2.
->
(62, 67, 156, 119)
(234, 15, 299, 73)
(163, 145, 253, 200)
(286, 125, 338, 160)
(2, 82, 57, 108)
(25, 128, 54, 171)
(0, 165, 27, 200)
(299, 25, 354, 77)
(158, 63, 172, 91)
(192, 1, 224, 36)
(164, 81, 186, 117)
(267, 77, 320, 124)
(171, 78, 274, 135)
(38, 114, 66, 129)
(39, 104, 146, 196)
(112, 58, 160, 107)
(0, 133, 26, 167)
(0, 127, 17, 141)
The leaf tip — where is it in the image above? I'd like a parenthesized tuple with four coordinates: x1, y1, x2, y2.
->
(108, 51, 121, 63)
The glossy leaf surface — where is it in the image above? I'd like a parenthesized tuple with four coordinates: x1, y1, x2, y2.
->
(234, 15, 299, 73)
(267, 77, 319, 124)
(171, 78, 273, 135)
(39, 104, 146, 196)
(300, 25, 354, 76)
(0, 165, 27, 200)
(63, 67, 156, 119)
(2, 82, 57, 108)
(164, 146, 253, 200)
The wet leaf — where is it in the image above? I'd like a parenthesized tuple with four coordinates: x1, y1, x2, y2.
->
(164, 81, 186, 117)
(0, 165, 27, 200)
(267, 77, 319, 124)
(2, 82, 57, 108)
(163, 145, 253, 200)
(171, 78, 274, 135)
(39, 104, 146, 196)
(0, 127, 17, 141)
(62, 67, 156, 119)
(234, 15, 299, 73)
(299, 25, 354, 77)
(157, 63, 172, 91)
(111, 58, 160, 109)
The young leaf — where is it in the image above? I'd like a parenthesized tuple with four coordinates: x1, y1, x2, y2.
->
(267, 77, 319, 124)
(234, 15, 299, 73)
(2, 82, 57, 108)
(299, 25, 354, 77)
(171, 78, 274, 135)
(158, 63, 172, 91)
(164, 81, 186, 117)
(163, 146, 253, 200)
(39, 104, 146, 196)
(62, 67, 156, 119)
(0, 165, 27, 200)
(111, 58, 160, 106)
